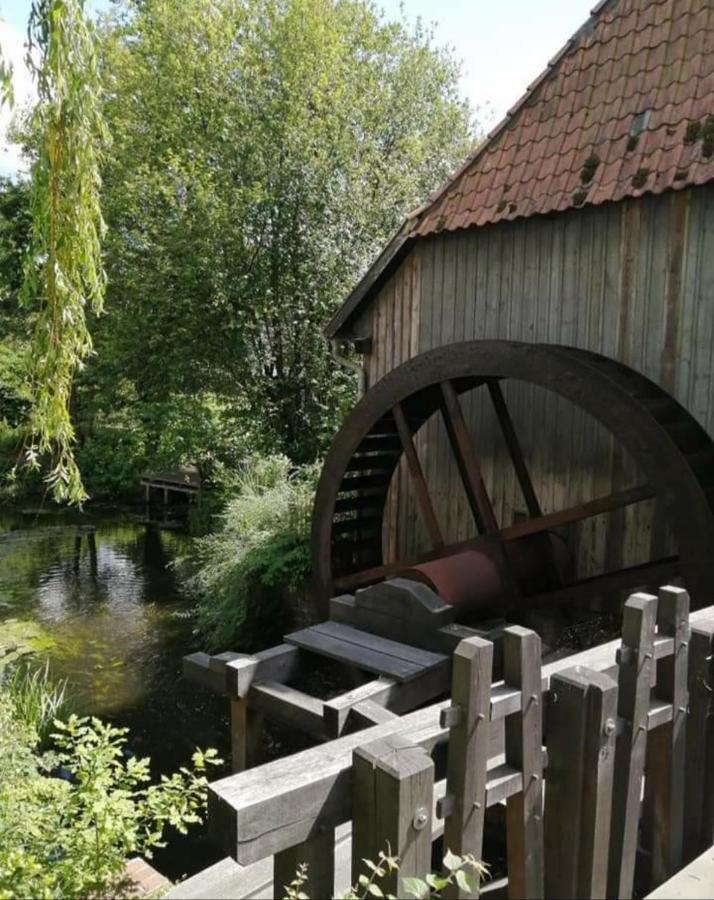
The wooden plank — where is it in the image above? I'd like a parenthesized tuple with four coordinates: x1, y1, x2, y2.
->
(224, 645, 301, 698)
(249, 682, 324, 740)
(184, 652, 229, 695)
(503, 627, 544, 900)
(684, 621, 714, 860)
(608, 592, 658, 899)
(487, 380, 542, 518)
(645, 845, 714, 899)
(393, 401, 444, 550)
(440, 379, 499, 534)
(352, 734, 434, 896)
(349, 699, 400, 728)
(441, 637, 493, 899)
(642, 587, 690, 889)
(355, 578, 454, 629)
(285, 621, 447, 682)
(544, 666, 618, 899)
(323, 668, 450, 738)
(273, 828, 335, 900)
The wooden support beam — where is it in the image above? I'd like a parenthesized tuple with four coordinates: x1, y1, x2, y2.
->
(487, 380, 542, 518)
(440, 379, 499, 534)
(393, 401, 444, 550)
(441, 636, 493, 899)
(544, 666, 618, 899)
(349, 699, 400, 729)
(684, 621, 714, 860)
(225, 645, 301, 698)
(230, 698, 263, 773)
(273, 828, 335, 900)
(352, 734, 434, 897)
(642, 587, 690, 889)
(608, 592, 658, 900)
(250, 681, 325, 740)
(503, 627, 544, 900)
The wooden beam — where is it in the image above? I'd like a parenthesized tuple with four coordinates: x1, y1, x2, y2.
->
(225, 645, 301, 698)
(503, 628, 544, 900)
(487, 381, 541, 518)
(440, 380, 499, 534)
(273, 829, 335, 900)
(349, 699, 400, 729)
(393, 401, 444, 549)
(334, 484, 655, 591)
(352, 734, 434, 895)
(608, 592, 658, 899)
(683, 621, 714, 860)
(441, 636, 493, 899)
(250, 681, 325, 740)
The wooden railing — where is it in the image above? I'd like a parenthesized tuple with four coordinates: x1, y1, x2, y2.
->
(201, 587, 714, 899)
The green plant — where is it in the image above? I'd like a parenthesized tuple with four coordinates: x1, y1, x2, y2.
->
(282, 849, 487, 900)
(187, 455, 317, 649)
(0, 693, 220, 899)
(2, 660, 73, 744)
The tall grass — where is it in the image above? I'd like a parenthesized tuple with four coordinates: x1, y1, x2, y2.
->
(3, 660, 74, 742)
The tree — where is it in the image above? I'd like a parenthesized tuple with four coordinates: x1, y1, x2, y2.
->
(20, 0, 108, 502)
(92, 0, 475, 468)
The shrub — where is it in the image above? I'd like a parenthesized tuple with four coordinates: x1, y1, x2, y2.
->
(0, 685, 220, 898)
(187, 454, 317, 650)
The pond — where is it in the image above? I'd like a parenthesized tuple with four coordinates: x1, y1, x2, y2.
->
(0, 506, 230, 880)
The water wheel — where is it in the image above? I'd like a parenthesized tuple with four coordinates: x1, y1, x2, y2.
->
(312, 341, 714, 618)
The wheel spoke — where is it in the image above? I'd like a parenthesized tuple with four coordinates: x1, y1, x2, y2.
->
(439, 380, 499, 534)
(487, 379, 542, 518)
(393, 402, 444, 551)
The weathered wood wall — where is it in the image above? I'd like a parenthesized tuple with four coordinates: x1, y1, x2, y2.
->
(350, 184, 714, 576)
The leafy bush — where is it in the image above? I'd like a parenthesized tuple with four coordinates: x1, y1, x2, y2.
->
(0, 687, 220, 899)
(187, 455, 317, 650)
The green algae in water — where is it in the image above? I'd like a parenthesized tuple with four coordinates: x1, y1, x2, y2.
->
(0, 618, 55, 670)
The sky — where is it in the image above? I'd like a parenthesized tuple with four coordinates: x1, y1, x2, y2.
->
(0, 0, 595, 177)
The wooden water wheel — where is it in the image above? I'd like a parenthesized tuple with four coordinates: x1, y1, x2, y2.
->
(311, 341, 714, 617)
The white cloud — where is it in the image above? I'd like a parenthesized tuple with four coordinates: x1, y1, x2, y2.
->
(0, 18, 35, 178)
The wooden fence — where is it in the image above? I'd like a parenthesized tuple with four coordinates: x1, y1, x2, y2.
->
(202, 587, 714, 899)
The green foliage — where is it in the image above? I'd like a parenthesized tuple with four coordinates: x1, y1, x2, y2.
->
(0, 685, 220, 899)
(20, 0, 108, 503)
(2, 661, 73, 744)
(90, 0, 475, 476)
(283, 848, 487, 899)
(188, 455, 316, 649)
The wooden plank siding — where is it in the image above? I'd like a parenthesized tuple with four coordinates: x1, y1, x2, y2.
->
(348, 185, 714, 578)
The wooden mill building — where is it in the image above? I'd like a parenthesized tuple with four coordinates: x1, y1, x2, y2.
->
(325, 0, 714, 586)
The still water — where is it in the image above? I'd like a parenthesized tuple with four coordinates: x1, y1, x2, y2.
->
(0, 506, 230, 879)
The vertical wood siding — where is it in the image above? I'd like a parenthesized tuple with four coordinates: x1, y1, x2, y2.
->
(354, 184, 714, 575)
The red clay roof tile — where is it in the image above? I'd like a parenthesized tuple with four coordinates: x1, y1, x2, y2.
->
(412, 0, 714, 238)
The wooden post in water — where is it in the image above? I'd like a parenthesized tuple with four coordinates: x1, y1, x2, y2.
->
(544, 666, 618, 899)
(440, 636, 493, 899)
(607, 592, 658, 899)
(352, 733, 434, 897)
(641, 586, 689, 889)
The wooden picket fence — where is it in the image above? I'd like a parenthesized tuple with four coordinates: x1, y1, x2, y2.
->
(202, 586, 714, 899)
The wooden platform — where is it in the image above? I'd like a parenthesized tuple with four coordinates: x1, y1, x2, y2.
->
(646, 847, 714, 898)
(284, 620, 447, 681)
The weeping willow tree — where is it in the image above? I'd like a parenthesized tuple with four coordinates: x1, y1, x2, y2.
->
(20, 0, 107, 503)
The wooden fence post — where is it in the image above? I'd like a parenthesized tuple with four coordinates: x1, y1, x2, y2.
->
(352, 733, 435, 897)
(503, 626, 544, 900)
(684, 620, 714, 860)
(544, 666, 618, 899)
(440, 636, 493, 899)
(273, 828, 336, 900)
(641, 586, 689, 889)
(607, 592, 658, 899)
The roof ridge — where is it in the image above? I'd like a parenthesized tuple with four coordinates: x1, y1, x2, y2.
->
(406, 0, 623, 225)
